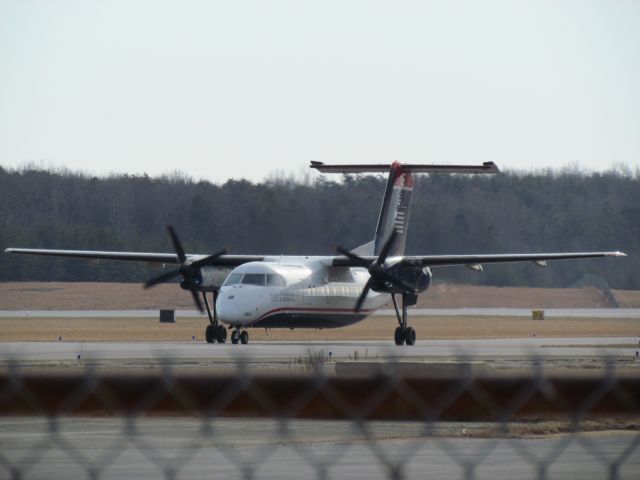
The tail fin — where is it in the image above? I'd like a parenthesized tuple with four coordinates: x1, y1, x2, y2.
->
(373, 161, 413, 256)
(310, 161, 499, 256)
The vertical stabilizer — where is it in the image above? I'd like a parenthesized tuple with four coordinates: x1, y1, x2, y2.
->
(374, 161, 413, 256)
(310, 160, 499, 256)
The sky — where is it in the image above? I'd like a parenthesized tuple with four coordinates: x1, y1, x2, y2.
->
(1, 0, 639, 183)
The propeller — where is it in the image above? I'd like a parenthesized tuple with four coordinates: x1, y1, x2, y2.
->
(335, 230, 416, 312)
(144, 225, 226, 312)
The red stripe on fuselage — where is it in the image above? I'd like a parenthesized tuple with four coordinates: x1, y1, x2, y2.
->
(253, 306, 376, 323)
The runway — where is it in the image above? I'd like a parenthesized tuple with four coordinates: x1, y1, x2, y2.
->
(0, 337, 640, 375)
(2, 338, 638, 479)
(1, 337, 638, 363)
(0, 418, 638, 479)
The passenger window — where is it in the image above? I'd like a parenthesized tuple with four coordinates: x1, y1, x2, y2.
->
(267, 274, 286, 287)
(241, 273, 266, 286)
(223, 273, 243, 286)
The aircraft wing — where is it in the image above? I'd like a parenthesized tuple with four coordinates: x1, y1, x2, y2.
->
(4, 248, 264, 267)
(333, 251, 626, 268)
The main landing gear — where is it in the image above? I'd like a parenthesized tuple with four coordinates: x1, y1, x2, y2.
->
(203, 291, 224, 343)
(205, 323, 227, 343)
(392, 292, 417, 346)
(202, 291, 249, 345)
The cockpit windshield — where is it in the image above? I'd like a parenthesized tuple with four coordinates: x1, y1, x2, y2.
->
(242, 273, 265, 286)
(223, 272, 287, 287)
(223, 273, 243, 286)
(267, 274, 286, 287)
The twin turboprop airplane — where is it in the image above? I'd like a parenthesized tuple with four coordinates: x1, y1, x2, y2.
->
(5, 161, 626, 346)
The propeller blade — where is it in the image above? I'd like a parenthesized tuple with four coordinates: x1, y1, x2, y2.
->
(144, 268, 181, 288)
(190, 288, 204, 313)
(146, 225, 217, 314)
(335, 229, 416, 306)
(167, 225, 187, 263)
(191, 249, 227, 269)
(354, 277, 374, 312)
(377, 229, 398, 265)
(185, 276, 204, 312)
(335, 246, 370, 268)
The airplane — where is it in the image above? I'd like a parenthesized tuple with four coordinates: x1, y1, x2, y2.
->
(4, 161, 626, 346)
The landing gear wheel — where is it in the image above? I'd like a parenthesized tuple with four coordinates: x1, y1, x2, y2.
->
(240, 330, 249, 345)
(231, 330, 240, 344)
(405, 327, 416, 346)
(205, 325, 215, 344)
(203, 292, 221, 344)
(394, 326, 405, 346)
(392, 293, 419, 346)
(215, 325, 227, 343)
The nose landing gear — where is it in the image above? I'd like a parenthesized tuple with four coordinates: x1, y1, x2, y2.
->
(392, 293, 417, 346)
(231, 329, 250, 344)
(202, 291, 249, 345)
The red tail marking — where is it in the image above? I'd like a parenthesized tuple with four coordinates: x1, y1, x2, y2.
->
(391, 161, 414, 188)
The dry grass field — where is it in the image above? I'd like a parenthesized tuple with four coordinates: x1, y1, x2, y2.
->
(1, 282, 640, 310)
(1, 282, 640, 342)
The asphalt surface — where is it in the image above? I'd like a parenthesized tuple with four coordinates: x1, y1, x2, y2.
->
(1, 337, 638, 362)
(1, 418, 638, 479)
(2, 338, 639, 479)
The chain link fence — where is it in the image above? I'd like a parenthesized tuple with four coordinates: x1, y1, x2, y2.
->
(1, 354, 639, 479)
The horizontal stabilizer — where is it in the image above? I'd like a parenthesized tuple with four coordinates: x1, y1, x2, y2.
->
(310, 161, 499, 174)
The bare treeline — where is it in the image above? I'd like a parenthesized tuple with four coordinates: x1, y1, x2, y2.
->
(1, 165, 638, 289)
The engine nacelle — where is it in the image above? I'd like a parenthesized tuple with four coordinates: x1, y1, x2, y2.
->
(180, 266, 232, 292)
(418, 266, 433, 292)
(374, 265, 432, 294)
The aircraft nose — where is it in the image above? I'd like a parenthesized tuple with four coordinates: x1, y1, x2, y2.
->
(217, 294, 242, 323)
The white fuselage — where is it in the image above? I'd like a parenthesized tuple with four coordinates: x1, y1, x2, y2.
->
(214, 257, 389, 329)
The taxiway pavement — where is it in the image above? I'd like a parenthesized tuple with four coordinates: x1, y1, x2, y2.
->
(1, 337, 638, 362)
(2, 338, 638, 479)
(1, 418, 638, 479)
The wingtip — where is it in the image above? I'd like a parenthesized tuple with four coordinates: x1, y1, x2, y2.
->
(483, 161, 500, 173)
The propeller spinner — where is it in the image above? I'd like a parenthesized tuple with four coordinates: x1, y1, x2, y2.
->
(335, 230, 416, 312)
(144, 225, 226, 312)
